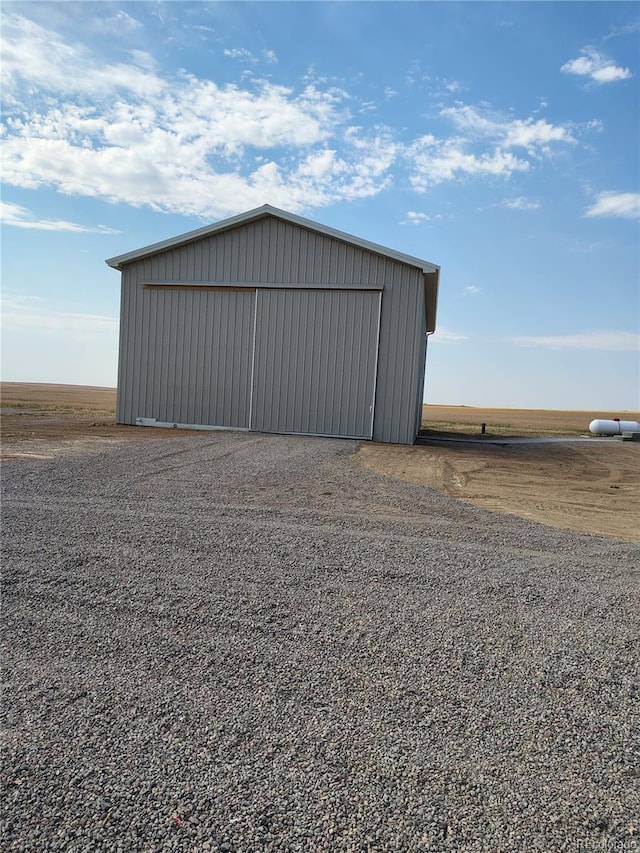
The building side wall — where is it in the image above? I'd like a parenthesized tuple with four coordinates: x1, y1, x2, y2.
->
(116, 217, 427, 443)
(372, 265, 426, 444)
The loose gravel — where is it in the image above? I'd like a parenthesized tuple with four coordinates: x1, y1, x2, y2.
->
(1, 431, 639, 852)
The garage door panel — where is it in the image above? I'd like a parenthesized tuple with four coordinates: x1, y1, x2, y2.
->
(150, 288, 255, 428)
(251, 289, 380, 438)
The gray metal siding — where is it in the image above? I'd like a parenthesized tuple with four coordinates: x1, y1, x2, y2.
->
(116, 215, 428, 443)
(141, 219, 410, 287)
(251, 290, 380, 438)
(117, 282, 254, 427)
(372, 266, 427, 444)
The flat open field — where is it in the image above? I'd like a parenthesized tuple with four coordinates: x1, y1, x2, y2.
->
(2, 383, 639, 543)
(421, 403, 636, 436)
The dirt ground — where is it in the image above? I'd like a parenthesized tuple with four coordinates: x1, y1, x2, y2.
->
(2, 383, 639, 544)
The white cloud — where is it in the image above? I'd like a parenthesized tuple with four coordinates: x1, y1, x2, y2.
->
(584, 192, 640, 219)
(224, 48, 257, 63)
(561, 48, 632, 84)
(409, 136, 529, 190)
(0, 201, 119, 233)
(463, 285, 480, 295)
(403, 211, 429, 224)
(0, 12, 597, 218)
(1, 13, 165, 99)
(430, 327, 469, 344)
(512, 331, 639, 352)
(504, 197, 540, 211)
(441, 105, 575, 150)
(504, 118, 573, 149)
(1, 13, 398, 217)
(407, 104, 575, 190)
(401, 211, 446, 225)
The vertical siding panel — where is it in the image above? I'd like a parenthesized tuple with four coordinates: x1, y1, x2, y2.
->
(191, 290, 200, 423)
(151, 289, 161, 416)
(211, 294, 223, 420)
(239, 226, 249, 280)
(194, 237, 203, 280)
(219, 294, 229, 419)
(290, 225, 300, 284)
(185, 290, 195, 423)
(186, 244, 195, 280)
(274, 221, 284, 281)
(168, 289, 178, 421)
(252, 290, 378, 438)
(303, 292, 316, 432)
(139, 287, 151, 414)
(232, 228, 241, 279)
(266, 220, 277, 282)
(371, 262, 426, 444)
(250, 225, 260, 282)
(202, 291, 213, 421)
(160, 289, 171, 422)
(116, 268, 132, 423)
(199, 291, 209, 421)
(330, 294, 344, 430)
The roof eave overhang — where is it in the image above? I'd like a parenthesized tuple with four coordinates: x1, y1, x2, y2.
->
(423, 268, 439, 335)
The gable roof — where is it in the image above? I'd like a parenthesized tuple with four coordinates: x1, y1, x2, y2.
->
(105, 204, 440, 275)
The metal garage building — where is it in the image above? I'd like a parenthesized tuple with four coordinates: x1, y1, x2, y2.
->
(106, 205, 439, 445)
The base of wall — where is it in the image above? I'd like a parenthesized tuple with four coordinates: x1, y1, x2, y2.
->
(135, 417, 248, 432)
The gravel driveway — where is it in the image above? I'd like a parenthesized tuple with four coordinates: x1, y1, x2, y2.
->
(2, 432, 639, 852)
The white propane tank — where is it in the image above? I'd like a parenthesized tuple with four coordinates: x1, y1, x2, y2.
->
(589, 419, 640, 435)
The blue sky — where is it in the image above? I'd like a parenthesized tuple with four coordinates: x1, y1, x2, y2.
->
(1, 1, 638, 411)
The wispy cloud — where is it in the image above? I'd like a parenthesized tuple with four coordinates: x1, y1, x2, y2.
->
(604, 21, 640, 40)
(584, 192, 640, 219)
(1, 295, 118, 337)
(401, 211, 445, 225)
(561, 48, 632, 84)
(223, 47, 257, 63)
(0, 201, 119, 233)
(431, 327, 469, 344)
(504, 197, 540, 211)
(567, 239, 616, 254)
(462, 285, 481, 296)
(92, 11, 142, 35)
(512, 331, 639, 352)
